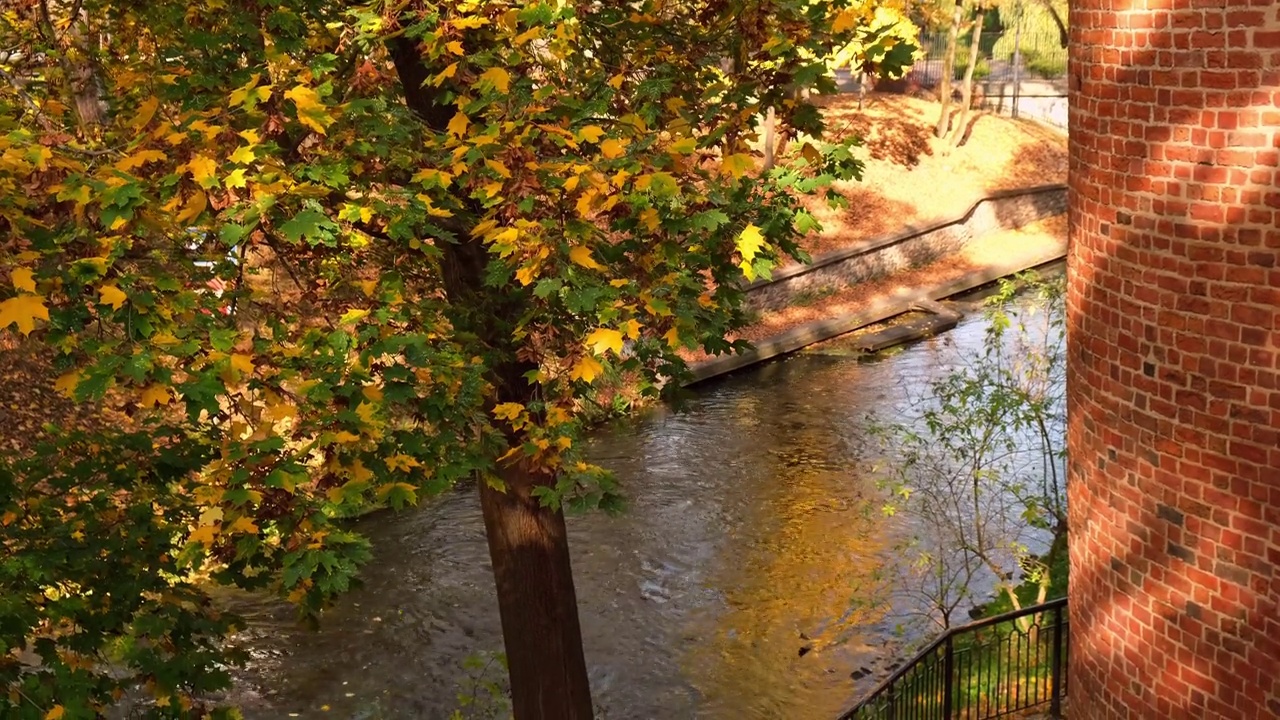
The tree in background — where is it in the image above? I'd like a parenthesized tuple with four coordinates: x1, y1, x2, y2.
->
(0, 1, 911, 717)
(991, 0, 1070, 79)
(946, 0, 992, 147)
(868, 275, 1067, 632)
(933, 0, 963, 138)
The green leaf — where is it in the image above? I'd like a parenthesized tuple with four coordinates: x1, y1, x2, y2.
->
(278, 208, 338, 245)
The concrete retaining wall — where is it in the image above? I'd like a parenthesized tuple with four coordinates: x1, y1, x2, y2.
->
(743, 185, 1066, 313)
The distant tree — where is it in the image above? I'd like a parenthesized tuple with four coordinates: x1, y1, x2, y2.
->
(947, 0, 993, 147)
(868, 275, 1067, 632)
(934, 0, 963, 138)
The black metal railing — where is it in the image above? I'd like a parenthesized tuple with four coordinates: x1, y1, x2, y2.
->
(838, 598, 1068, 720)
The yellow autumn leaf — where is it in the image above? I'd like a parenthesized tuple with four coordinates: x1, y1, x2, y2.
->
(347, 459, 374, 484)
(355, 400, 381, 430)
(479, 66, 511, 93)
(586, 327, 624, 356)
(59, 184, 92, 208)
(284, 84, 334, 135)
(411, 168, 454, 186)
(446, 40, 464, 55)
(224, 168, 248, 189)
(229, 74, 272, 108)
(600, 138, 625, 159)
(45, 705, 66, 720)
(99, 284, 127, 310)
(54, 371, 81, 398)
(332, 430, 361, 444)
(186, 155, 219, 188)
(140, 384, 172, 408)
(230, 353, 254, 376)
(663, 327, 682, 349)
(227, 516, 258, 535)
(576, 125, 605, 143)
(492, 402, 524, 421)
(175, 191, 207, 224)
(229, 144, 256, 165)
(447, 111, 469, 137)
(721, 153, 755, 179)
(432, 62, 459, 86)
(189, 524, 219, 547)
(485, 159, 512, 178)
(514, 26, 542, 44)
(575, 189, 597, 217)
(569, 245, 604, 270)
(386, 454, 421, 472)
(639, 207, 660, 232)
(669, 137, 697, 154)
(115, 149, 167, 172)
(833, 8, 858, 33)
(622, 318, 642, 340)
(188, 120, 223, 143)
(130, 97, 160, 129)
(608, 73, 625, 89)
(737, 224, 766, 264)
(10, 268, 35, 293)
(514, 264, 537, 286)
(376, 482, 418, 504)
(569, 354, 604, 383)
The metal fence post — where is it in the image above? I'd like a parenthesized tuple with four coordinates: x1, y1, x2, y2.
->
(942, 634, 954, 720)
(1050, 603, 1064, 718)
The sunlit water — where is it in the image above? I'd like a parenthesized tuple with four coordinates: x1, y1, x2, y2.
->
(230, 289, 1051, 720)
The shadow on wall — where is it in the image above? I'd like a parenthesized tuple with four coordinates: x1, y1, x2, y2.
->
(1066, 1, 1280, 718)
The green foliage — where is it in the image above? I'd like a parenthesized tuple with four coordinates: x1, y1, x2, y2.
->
(866, 272, 1067, 633)
(1022, 48, 1068, 78)
(450, 652, 512, 720)
(991, 0, 1069, 78)
(828, 0, 925, 79)
(0, 0, 915, 715)
(953, 53, 992, 81)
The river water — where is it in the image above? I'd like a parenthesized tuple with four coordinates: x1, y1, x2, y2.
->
(232, 292, 1029, 720)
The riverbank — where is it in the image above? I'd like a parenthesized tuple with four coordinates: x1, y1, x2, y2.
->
(791, 93, 1067, 260)
(685, 214, 1068, 383)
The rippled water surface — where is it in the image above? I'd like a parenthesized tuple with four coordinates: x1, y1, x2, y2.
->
(233, 294, 1023, 720)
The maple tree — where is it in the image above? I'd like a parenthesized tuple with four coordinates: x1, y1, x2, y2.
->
(0, 0, 910, 717)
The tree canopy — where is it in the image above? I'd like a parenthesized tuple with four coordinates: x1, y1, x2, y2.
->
(0, 1, 913, 716)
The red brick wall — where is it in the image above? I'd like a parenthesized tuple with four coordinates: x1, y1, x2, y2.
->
(1067, 0, 1280, 717)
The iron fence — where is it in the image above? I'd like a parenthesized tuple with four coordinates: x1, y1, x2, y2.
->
(908, 30, 1068, 89)
(902, 19, 1068, 128)
(838, 598, 1068, 720)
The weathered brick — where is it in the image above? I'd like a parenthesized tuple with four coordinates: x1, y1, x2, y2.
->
(1068, 2, 1280, 719)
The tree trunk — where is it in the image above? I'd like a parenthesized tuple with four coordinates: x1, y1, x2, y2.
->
(480, 461, 594, 719)
(388, 36, 596, 720)
(1035, 0, 1069, 48)
(762, 106, 778, 171)
(949, 6, 986, 148)
(934, 0, 962, 139)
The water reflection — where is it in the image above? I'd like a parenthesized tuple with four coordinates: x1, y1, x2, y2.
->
(233, 300, 1024, 719)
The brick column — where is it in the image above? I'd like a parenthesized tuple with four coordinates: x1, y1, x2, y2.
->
(1067, 0, 1280, 718)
